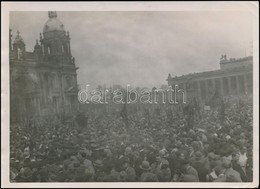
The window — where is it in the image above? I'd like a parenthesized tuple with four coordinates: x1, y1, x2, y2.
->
(66, 76, 72, 88)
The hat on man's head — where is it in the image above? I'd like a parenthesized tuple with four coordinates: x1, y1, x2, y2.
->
(19, 167, 32, 179)
(195, 151, 203, 159)
(214, 165, 225, 176)
(140, 161, 151, 171)
(159, 149, 169, 158)
(93, 160, 103, 167)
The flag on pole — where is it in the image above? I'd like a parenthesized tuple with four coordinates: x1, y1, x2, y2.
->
(120, 99, 128, 127)
(219, 98, 225, 124)
(144, 108, 151, 127)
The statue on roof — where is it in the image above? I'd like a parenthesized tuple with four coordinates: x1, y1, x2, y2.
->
(220, 54, 227, 62)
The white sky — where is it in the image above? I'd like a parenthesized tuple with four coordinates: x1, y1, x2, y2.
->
(10, 11, 253, 88)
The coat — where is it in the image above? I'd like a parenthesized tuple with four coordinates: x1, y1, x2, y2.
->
(157, 168, 171, 182)
(213, 174, 227, 182)
(125, 166, 137, 182)
(225, 168, 242, 182)
(191, 158, 210, 182)
(139, 171, 159, 182)
(232, 161, 248, 182)
(186, 166, 199, 181)
(182, 174, 199, 182)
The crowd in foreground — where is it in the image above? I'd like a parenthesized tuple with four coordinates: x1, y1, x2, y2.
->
(10, 97, 253, 182)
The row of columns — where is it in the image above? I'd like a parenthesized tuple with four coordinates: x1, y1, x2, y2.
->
(176, 73, 252, 101)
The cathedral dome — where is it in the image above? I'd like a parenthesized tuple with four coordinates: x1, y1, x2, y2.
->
(43, 11, 65, 33)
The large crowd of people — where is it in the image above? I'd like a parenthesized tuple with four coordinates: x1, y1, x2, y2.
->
(10, 97, 253, 182)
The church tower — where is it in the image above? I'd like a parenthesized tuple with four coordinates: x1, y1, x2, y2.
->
(40, 11, 72, 64)
(12, 30, 26, 60)
(10, 11, 79, 121)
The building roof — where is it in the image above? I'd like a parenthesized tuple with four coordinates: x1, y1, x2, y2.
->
(219, 56, 253, 65)
(168, 64, 252, 82)
(168, 56, 253, 82)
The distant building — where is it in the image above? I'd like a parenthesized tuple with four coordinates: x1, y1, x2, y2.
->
(167, 55, 253, 103)
(10, 11, 79, 122)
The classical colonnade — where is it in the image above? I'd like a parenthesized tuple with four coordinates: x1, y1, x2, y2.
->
(173, 72, 253, 101)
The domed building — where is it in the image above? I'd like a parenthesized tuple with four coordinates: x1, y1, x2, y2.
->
(10, 11, 79, 123)
(43, 11, 65, 33)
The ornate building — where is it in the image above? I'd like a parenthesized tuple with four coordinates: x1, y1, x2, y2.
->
(167, 55, 253, 103)
(10, 11, 79, 122)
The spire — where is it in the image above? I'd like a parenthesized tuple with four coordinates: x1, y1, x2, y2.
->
(48, 11, 57, 18)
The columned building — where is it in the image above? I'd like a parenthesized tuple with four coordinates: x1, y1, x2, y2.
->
(167, 55, 253, 103)
(10, 11, 79, 122)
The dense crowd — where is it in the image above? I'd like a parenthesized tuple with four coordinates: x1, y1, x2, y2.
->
(10, 97, 253, 182)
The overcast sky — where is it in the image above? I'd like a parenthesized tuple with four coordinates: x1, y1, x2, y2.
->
(10, 11, 253, 88)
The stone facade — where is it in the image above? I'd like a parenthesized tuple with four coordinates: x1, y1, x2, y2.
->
(10, 11, 79, 122)
(167, 55, 253, 103)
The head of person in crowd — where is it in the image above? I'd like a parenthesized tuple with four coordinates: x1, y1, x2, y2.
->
(179, 153, 186, 161)
(232, 151, 240, 162)
(222, 158, 232, 169)
(194, 151, 203, 161)
(180, 159, 190, 173)
(140, 161, 152, 172)
(214, 165, 226, 177)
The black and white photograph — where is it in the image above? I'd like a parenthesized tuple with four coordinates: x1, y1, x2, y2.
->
(1, 2, 259, 188)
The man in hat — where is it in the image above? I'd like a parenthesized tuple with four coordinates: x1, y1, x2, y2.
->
(55, 165, 68, 182)
(238, 147, 248, 171)
(16, 167, 33, 182)
(213, 165, 227, 182)
(207, 152, 222, 179)
(123, 146, 134, 166)
(93, 159, 105, 181)
(103, 147, 117, 173)
(101, 165, 120, 182)
(222, 158, 242, 182)
(157, 163, 171, 182)
(82, 158, 95, 179)
(122, 158, 136, 182)
(139, 161, 158, 182)
(180, 159, 199, 182)
(191, 151, 210, 182)
(231, 151, 248, 182)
